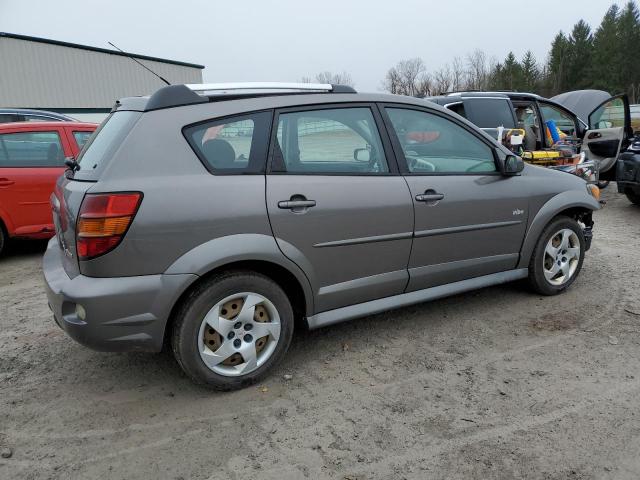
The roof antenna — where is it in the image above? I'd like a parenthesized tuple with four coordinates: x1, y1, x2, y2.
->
(108, 41, 171, 86)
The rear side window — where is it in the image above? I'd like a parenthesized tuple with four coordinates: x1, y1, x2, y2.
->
(183, 111, 272, 174)
(0, 131, 64, 167)
(273, 107, 388, 174)
(75, 111, 141, 179)
(465, 98, 516, 129)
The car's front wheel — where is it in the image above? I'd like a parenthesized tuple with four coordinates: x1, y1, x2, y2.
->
(0, 224, 6, 257)
(528, 216, 585, 295)
(171, 271, 294, 390)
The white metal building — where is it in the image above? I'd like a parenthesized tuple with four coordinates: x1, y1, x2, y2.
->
(0, 32, 204, 122)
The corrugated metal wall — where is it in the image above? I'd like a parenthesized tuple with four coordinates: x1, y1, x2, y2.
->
(0, 36, 203, 108)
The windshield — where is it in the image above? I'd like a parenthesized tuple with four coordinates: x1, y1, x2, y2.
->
(74, 111, 141, 180)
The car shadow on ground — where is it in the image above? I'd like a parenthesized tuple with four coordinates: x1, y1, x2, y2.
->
(0, 239, 48, 261)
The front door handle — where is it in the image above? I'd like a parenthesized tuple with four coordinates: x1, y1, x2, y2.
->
(278, 200, 316, 209)
(415, 190, 444, 203)
(588, 132, 602, 140)
(0, 178, 15, 187)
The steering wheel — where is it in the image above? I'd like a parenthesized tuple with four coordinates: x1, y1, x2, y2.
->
(408, 156, 436, 173)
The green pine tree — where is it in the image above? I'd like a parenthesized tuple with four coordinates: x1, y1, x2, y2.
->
(521, 51, 540, 92)
(566, 20, 594, 90)
(592, 5, 621, 93)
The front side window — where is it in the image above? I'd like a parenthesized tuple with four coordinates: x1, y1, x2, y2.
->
(184, 111, 271, 173)
(0, 131, 64, 167)
(385, 108, 496, 174)
(589, 97, 626, 130)
(273, 107, 388, 174)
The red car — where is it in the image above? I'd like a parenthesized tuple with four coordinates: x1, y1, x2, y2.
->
(0, 121, 97, 254)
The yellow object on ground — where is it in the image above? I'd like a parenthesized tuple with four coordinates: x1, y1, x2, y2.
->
(522, 150, 563, 160)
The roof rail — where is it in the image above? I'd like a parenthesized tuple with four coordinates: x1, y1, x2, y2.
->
(143, 82, 357, 111)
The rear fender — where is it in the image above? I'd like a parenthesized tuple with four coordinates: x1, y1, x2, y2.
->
(518, 190, 599, 268)
(164, 233, 314, 315)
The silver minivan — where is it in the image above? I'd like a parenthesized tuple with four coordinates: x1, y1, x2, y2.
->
(43, 83, 601, 390)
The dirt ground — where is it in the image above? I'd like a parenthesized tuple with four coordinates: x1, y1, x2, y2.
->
(1, 186, 639, 480)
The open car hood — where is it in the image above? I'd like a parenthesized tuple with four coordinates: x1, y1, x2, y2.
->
(551, 90, 611, 124)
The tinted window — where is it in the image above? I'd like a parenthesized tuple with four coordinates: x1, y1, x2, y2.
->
(76, 111, 140, 177)
(184, 111, 271, 174)
(0, 131, 64, 167)
(446, 102, 467, 118)
(73, 131, 93, 149)
(274, 108, 388, 174)
(540, 103, 577, 137)
(386, 108, 496, 174)
(465, 98, 516, 129)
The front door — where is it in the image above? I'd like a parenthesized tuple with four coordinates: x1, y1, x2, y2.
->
(583, 95, 632, 179)
(380, 104, 528, 291)
(0, 129, 67, 237)
(266, 105, 414, 313)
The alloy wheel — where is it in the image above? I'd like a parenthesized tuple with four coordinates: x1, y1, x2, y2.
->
(543, 228, 581, 286)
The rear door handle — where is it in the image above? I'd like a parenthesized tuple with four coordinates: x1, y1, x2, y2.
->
(0, 178, 15, 187)
(415, 192, 444, 202)
(278, 200, 316, 209)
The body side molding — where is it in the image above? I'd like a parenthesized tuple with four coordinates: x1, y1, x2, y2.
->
(306, 268, 528, 329)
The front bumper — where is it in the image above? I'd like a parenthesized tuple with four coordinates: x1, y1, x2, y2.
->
(43, 237, 197, 352)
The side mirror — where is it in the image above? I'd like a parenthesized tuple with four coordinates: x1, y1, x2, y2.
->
(502, 154, 524, 176)
(353, 148, 371, 162)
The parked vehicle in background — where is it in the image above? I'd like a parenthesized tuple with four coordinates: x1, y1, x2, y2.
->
(43, 82, 601, 390)
(631, 104, 640, 134)
(427, 91, 633, 183)
(0, 121, 96, 255)
(616, 137, 640, 205)
(0, 108, 76, 123)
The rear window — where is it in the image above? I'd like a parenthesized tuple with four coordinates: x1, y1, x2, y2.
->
(464, 98, 516, 129)
(75, 111, 140, 179)
(183, 111, 272, 174)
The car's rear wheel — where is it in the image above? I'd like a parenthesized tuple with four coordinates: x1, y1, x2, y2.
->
(171, 271, 294, 390)
(528, 216, 585, 295)
(626, 190, 640, 205)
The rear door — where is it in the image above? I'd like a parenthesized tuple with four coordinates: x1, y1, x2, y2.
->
(0, 126, 68, 237)
(266, 104, 414, 313)
(380, 104, 528, 291)
(583, 95, 632, 177)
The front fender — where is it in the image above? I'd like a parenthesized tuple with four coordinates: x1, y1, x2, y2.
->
(517, 190, 600, 269)
(164, 233, 314, 314)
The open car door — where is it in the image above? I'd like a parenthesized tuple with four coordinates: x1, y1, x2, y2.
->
(583, 94, 632, 179)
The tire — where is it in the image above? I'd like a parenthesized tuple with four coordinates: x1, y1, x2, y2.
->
(171, 270, 294, 390)
(0, 223, 6, 257)
(626, 190, 640, 205)
(528, 216, 586, 296)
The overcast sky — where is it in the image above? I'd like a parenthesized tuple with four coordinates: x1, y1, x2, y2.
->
(0, 0, 618, 91)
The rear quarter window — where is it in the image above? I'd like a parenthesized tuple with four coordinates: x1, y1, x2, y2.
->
(183, 111, 272, 174)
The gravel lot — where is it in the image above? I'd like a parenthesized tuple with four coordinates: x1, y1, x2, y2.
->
(1, 187, 639, 480)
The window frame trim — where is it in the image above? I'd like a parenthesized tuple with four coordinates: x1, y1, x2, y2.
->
(181, 109, 274, 176)
(0, 129, 67, 168)
(377, 102, 503, 177)
(266, 102, 401, 176)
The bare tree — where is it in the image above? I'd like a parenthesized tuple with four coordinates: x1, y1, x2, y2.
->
(451, 56, 466, 91)
(302, 71, 355, 87)
(433, 64, 453, 94)
(382, 58, 431, 96)
(466, 49, 489, 90)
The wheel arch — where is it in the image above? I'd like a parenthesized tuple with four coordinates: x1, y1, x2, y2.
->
(518, 191, 599, 269)
(161, 234, 314, 346)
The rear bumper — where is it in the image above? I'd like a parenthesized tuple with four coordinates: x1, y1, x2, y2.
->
(43, 237, 197, 352)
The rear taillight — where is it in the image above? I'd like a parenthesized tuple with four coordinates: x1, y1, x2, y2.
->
(77, 192, 142, 260)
